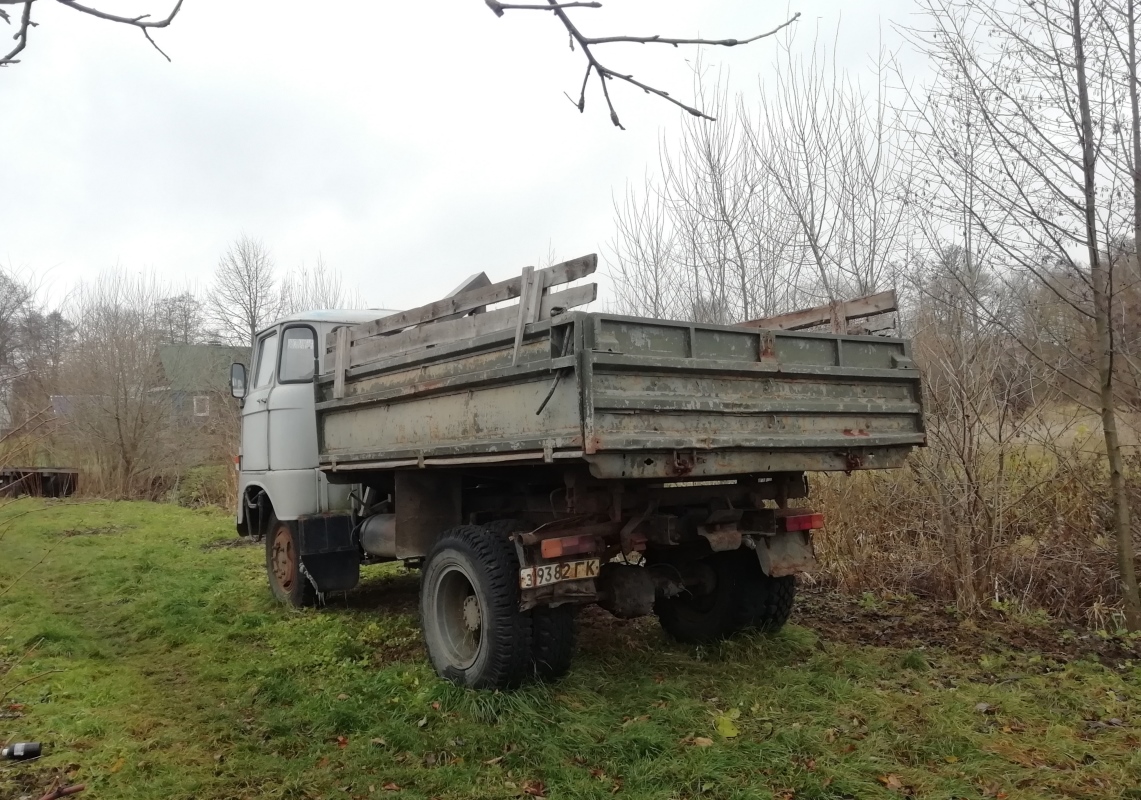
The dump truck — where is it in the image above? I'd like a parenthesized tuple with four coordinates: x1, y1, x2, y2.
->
(229, 255, 924, 689)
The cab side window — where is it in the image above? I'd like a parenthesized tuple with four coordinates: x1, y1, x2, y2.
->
(279, 327, 316, 383)
(253, 332, 279, 388)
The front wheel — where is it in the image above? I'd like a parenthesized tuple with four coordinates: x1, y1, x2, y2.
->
(265, 515, 317, 608)
(420, 525, 533, 689)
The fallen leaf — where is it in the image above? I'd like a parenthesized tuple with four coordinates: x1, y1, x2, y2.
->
(975, 702, 996, 715)
(879, 774, 904, 791)
(431, 701, 441, 710)
(371, 738, 387, 747)
(484, 756, 504, 766)
(417, 717, 428, 728)
(337, 693, 350, 701)
(382, 782, 400, 792)
(715, 713, 740, 738)
(945, 755, 959, 763)
(337, 736, 349, 749)
(693, 737, 714, 747)
(109, 757, 126, 774)
(522, 779, 547, 798)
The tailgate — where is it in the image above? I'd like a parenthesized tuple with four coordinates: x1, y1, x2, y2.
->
(580, 314, 925, 479)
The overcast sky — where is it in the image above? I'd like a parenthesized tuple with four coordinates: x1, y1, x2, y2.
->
(3, 0, 921, 311)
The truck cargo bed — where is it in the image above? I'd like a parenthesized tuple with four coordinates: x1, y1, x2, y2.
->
(316, 285, 924, 481)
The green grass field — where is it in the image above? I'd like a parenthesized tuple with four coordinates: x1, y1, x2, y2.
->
(1, 500, 1139, 800)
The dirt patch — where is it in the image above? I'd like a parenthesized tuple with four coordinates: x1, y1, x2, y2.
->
(340, 572, 421, 616)
(201, 536, 258, 551)
(1, 763, 81, 800)
(58, 525, 133, 537)
(793, 584, 1141, 667)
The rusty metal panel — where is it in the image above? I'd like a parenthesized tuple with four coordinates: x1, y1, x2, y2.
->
(394, 471, 461, 558)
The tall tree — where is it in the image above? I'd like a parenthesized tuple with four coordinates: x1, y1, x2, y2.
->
(207, 235, 280, 347)
(905, 0, 1141, 629)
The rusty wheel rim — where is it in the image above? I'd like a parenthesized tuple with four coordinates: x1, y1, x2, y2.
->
(271, 526, 296, 592)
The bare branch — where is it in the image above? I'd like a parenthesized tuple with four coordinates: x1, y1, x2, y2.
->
(487, 0, 801, 127)
(2, 0, 181, 68)
(0, 1, 33, 68)
(484, 0, 600, 16)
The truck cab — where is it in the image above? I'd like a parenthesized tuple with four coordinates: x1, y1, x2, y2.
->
(231, 309, 399, 538)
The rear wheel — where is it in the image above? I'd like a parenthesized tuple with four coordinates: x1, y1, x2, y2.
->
(420, 524, 533, 689)
(266, 515, 317, 608)
(734, 556, 796, 632)
(653, 552, 740, 644)
(482, 519, 578, 680)
(653, 549, 796, 643)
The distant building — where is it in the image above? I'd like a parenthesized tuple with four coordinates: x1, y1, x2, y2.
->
(157, 343, 249, 424)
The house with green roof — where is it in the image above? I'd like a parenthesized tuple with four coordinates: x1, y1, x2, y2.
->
(157, 343, 249, 423)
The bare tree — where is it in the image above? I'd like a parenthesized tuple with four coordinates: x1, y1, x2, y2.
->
(903, 0, 1141, 629)
(279, 254, 365, 314)
(157, 291, 206, 345)
(610, 35, 911, 324)
(57, 271, 178, 497)
(1, 0, 183, 67)
(207, 235, 280, 347)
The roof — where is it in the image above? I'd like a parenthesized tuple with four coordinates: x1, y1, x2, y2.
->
(262, 308, 402, 333)
(158, 344, 250, 393)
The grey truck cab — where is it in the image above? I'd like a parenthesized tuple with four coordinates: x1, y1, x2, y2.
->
(231, 309, 399, 534)
(231, 255, 925, 690)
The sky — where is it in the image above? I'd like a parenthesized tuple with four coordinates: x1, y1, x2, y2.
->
(2, 0, 921, 311)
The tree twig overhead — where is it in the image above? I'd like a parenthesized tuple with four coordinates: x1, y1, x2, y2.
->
(485, 0, 801, 129)
(0, 0, 183, 68)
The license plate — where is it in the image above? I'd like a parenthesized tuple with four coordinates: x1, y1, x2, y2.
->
(520, 558, 600, 589)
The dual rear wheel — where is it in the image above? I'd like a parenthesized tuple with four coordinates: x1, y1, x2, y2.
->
(652, 549, 796, 645)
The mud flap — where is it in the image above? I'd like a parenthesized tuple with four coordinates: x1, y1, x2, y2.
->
(754, 530, 817, 577)
(297, 513, 360, 593)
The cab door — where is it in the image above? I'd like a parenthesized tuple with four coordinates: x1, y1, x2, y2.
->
(267, 324, 319, 470)
(241, 329, 278, 472)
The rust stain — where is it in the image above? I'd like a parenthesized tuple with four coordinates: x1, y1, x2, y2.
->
(842, 428, 870, 437)
(669, 453, 695, 476)
(844, 451, 863, 474)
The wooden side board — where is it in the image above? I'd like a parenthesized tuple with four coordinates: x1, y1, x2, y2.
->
(741, 290, 897, 333)
(326, 254, 598, 398)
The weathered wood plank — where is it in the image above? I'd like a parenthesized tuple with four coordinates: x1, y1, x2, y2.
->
(328, 254, 598, 350)
(511, 266, 536, 367)
(740, 290, 897, 332)
(332, 325, 350, 400)
(347, 283, 597, 368)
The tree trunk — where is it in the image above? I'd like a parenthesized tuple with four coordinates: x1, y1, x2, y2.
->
(1073, 0, 1141, 631)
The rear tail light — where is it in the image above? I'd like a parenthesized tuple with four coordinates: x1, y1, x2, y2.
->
(540, 534, 600, 559)
(781, 512, 824, 532)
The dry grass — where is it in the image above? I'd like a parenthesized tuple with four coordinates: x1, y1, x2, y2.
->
(811, 422, 1139, 628)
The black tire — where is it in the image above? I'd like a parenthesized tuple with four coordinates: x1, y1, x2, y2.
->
(483, 519, 578, 680)
(420, 524, 533, 689)
(653, 549, 796, 643)
(653, 551, 741, 644)
(266, 514, 317, 608)
(734, 556, 796, 633)
(531, 604, 577, 679)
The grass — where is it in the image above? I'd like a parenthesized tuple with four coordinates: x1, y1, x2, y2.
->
(0, 500, 1139, 800)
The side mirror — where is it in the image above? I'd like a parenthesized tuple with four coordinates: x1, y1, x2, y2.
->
(230, 363, 247, 399)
